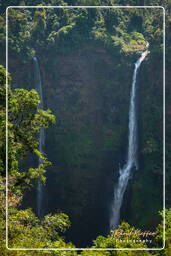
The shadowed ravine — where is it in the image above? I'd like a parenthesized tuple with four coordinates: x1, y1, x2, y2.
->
(110, 47, 149, 230)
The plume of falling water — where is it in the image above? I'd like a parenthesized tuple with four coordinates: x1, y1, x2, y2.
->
(33, 57, 45, 218)
(110, 46, 149, 230)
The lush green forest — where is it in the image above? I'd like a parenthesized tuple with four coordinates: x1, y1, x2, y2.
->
(0, 0, 171, 255)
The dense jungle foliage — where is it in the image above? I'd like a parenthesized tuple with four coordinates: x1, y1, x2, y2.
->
(0, 0, 171, 255)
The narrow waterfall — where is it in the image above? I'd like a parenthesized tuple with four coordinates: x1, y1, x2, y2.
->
(33, 57, 45, 218)
(110, 47, 149, 230)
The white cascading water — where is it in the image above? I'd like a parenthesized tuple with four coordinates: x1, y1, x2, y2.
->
(110, 46, 149, 230)
(33, 57, 45, 218)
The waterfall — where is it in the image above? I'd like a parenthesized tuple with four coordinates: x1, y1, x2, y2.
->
(110, 47, 149, 230)
(33, 57, 45, 218)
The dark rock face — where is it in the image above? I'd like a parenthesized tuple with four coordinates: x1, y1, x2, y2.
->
(42, 45, 132, 246)
(9, 44, 163, 247)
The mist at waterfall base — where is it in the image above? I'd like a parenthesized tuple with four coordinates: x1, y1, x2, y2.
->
(33, 57, 45, 219)
(110, 48, 149, 230)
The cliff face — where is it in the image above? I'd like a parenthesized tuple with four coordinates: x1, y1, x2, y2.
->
(129, 54, 163, 229)
(8, 43, 163, 246)
(42, 45, 133, 246)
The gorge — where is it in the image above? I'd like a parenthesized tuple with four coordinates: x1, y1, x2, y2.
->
(2, 4, 164, 248)
(8, 44, 162, 247)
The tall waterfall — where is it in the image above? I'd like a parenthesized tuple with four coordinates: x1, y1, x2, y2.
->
(33, 57, 45, 218)
(110, 47, 149, 230)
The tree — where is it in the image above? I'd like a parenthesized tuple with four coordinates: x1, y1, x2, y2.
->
(0, 65, 76, 252)
(0, 65, 56, 190)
